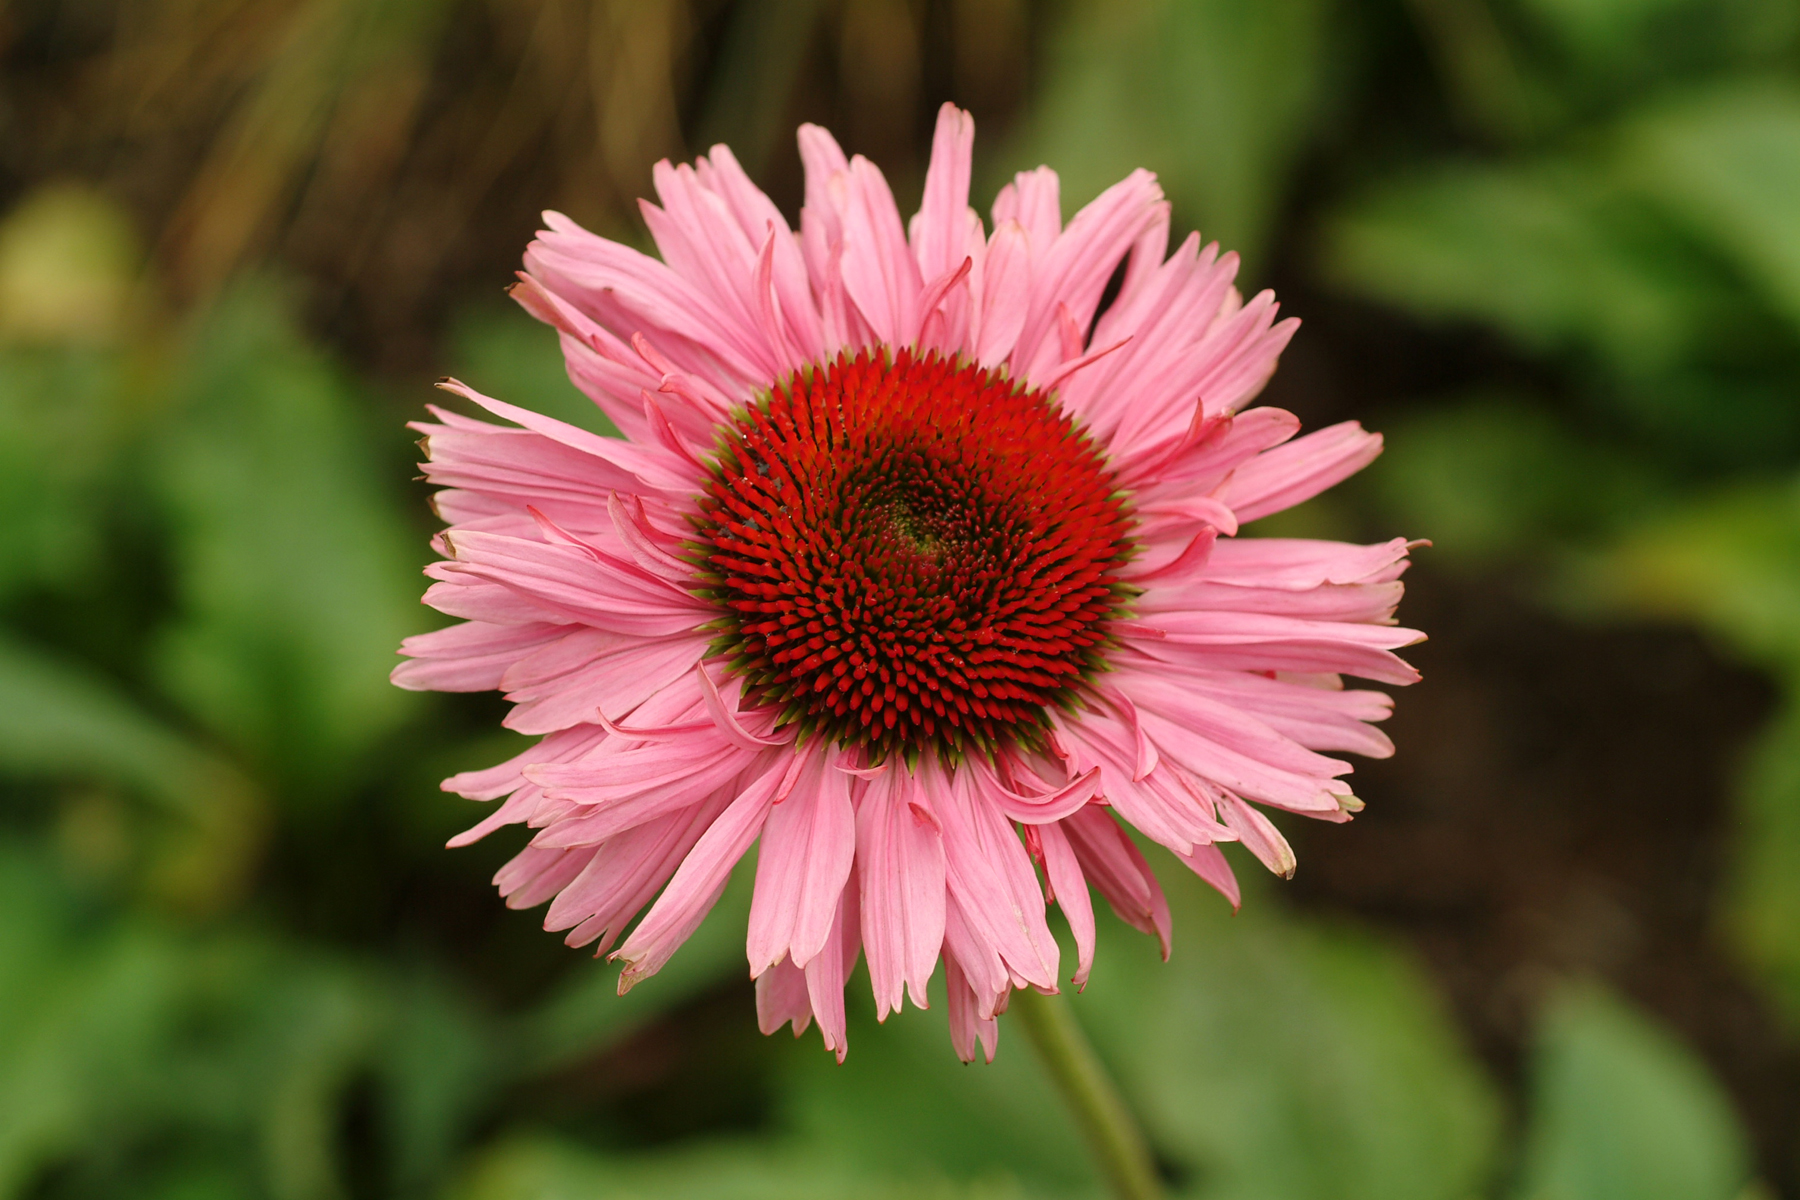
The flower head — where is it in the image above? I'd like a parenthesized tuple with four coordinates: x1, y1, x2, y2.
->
(395, 105, 1421, 1063)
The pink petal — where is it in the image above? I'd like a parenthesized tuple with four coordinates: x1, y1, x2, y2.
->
(525, 213, 772, 393)
(942, 886, 1013, 1021)
(437, 529, 711, 639)
(975, 220, 1032, 367)
(747, 747, 856, 974)
(856, 766, 947, 1019)
(528, 735, 755, 848)
(991, 166, 1061, 253)
(1221, 421, 1385, 523)
(1013, 170, 1164, 385)
(803, 882, 862, 1062)
(546, 790, 734, 954)
(756, 954, 813, 1038)
(1203, 535, 1416, 589)
(436, 379, 698, 497)
(393, 620, 567, 692)
(1219, 794, 1297, 878)
(838, 157, 923, 347)
(1061, 806, 1172, 958)
(943, 946, 1000, 1065)
(912, 104, 977, 286)
(501, 629, 706, 735)
(1051, 708, 1231, 852)
(927, 760, 1059, 991)
(1174, 841, 1242, 910)
(1035, 819, 1097, 988)
(496, 845, 596, 910)
(612, 754, 786, 991)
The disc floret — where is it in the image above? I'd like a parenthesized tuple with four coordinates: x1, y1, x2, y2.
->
(692, 348, 1134, 760)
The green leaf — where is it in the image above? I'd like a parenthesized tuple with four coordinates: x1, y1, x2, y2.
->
(0, 633, 266, 911)
(1323, 153, 1800, 459)
(0, 188, 146, 601)
(1077, 858, 1501, 1200)
(377, 968, 505, 1194)
(1517, 0, 1800, 75)
(1364, 394, 1660, 565)
(1510, 983, 1752, 1200)
(1561, 478, 1800, 1024)
(690, 0, 833, 178)
(0, 844, 194, 1196)
(150, 280, 423, 797)
(0, 347, 135, 601)
(777, 857, 1500, 1200)
(1621, 80, 1800, 337)
(1324, 160, 1725, 374)
(777, 977, 1096, 1197)
(1724, 704, 1800, 1026)
(1018, 0, 1332, 267)
(1567, 475, 1800, 675)
(513, 858, 758, 1077)
(0, 842, 496, 1200)
(454, 1135, 1032, 1200)
(1517, 0, 1688, 55)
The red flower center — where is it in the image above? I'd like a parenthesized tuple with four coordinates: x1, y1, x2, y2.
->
(695, 349, 1133, 758)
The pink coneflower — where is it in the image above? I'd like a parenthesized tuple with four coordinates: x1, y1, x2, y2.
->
(395, 105, 1420, 1064)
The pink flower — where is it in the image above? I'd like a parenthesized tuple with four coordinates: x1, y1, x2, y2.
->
(395, 105, 1421, 1063)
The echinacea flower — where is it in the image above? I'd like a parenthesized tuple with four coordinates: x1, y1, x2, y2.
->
(394, 104, 1420, 1063)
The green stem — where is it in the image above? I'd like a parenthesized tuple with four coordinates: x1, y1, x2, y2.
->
(1011, 987, 1164, 1200)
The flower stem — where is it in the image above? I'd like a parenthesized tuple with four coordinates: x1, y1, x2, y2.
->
(1011, 987, 1164, 1200)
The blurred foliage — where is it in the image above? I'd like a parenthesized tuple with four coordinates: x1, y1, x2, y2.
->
(1010, 0, 1334, 266)
(0, 0, 1787, 1196)
(1318, 0, 1800, 1056)
(1509, 984, 1750, 1200)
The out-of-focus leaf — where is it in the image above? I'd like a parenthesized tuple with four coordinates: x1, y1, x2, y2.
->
(1323, 153, 1800, 460)
(1405, 0, 1546, 143)
(455, 1135, 1030, 1200)
(1520, 0, 1800, 72)
(1518, 0, 1686, 53)
(0, 348, 133, 601)
(1569, 475, 1800, 675)
(378, 967, 502, 1195)
(778, 976, 1095, 1196)
(1510, 982, 1751, 1200)
(150, 280, 422, 796)
(1076, 857, 1501, 1200)
(0, 186, 145, 599)
(1622, 80, 1800, 336)
(449, 301, 619, 437)
(1366, 394, 1661, 564)
(515, 861, 757, 1076)
(1021, 0, 1331, 266)
(1724, 704, 1800, 1026)
(0, 634, 266, 911)
(1564, 477, 1800, 1017)
(0, 843, 193, 1196)
(242, 963, 374, 1200)
(780, 858, 1498, 1200)
(0, 835, 499, 1200)
(1325, 161, 1723, 373)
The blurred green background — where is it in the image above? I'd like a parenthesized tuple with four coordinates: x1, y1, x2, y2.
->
(0, 0, 1796, 1196)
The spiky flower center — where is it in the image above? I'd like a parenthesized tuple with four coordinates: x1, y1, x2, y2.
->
(693, 349, 1133, 760)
